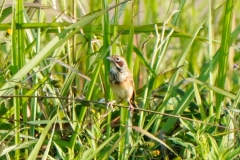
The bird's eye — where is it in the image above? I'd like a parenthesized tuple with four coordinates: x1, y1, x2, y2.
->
(116, 57, 120, 61)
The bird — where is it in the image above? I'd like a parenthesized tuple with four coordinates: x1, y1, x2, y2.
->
(107, 55, 137, 111)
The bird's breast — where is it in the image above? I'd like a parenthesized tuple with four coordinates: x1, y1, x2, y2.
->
(109, 70, 133, 100)
(110, 80, 134, 101)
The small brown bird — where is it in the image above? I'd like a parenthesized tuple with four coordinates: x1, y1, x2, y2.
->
(107, 55, 136, 111)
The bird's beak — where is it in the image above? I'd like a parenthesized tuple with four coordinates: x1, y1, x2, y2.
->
(107, 57, 113, 61)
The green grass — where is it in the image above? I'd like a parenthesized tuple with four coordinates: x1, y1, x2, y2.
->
(0, 0, 240, 159)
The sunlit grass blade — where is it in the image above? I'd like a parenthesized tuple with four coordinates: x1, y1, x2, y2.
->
(27, 114, 57, 160)
(216, 0, 234, 121)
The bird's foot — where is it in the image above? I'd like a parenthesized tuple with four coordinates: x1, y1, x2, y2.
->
(128, 103, 134, 112)
(106, 100, 116, 111)
(127, 100, 135, 112)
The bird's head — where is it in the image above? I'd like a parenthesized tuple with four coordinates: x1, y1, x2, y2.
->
(107, 55, 129, 72)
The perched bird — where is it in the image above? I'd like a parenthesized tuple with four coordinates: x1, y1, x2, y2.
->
(107, 55, 137, 111)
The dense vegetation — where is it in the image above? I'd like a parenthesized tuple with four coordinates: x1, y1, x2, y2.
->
(0, 0, 240, 159)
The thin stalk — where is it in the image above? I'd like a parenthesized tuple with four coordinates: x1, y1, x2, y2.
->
(121, 1, 135, 159)
(105, 0, 120, 141)
(208, 0, 214, 116)
(112, 0, 119, 54)
(18, 1, 25, 158)
(30, 2, 42, 138)
(102, 0, 111, 140)
(0, 0, 6, 16)
(69, 0, 76, 65)
(11, 0, 20, 159)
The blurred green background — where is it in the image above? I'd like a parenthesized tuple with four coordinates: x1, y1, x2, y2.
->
(0, 0, 240, 159)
